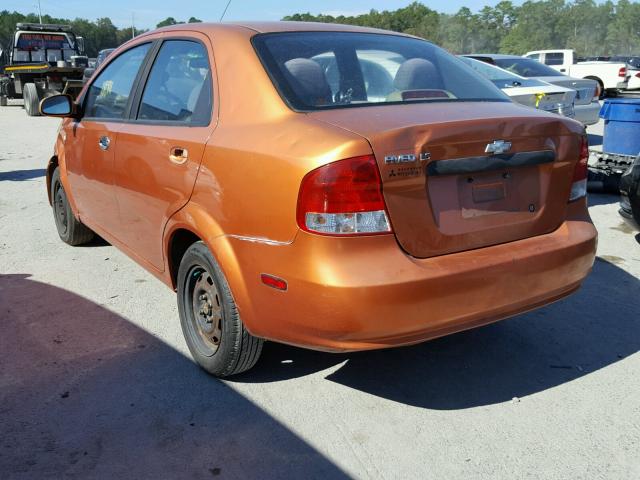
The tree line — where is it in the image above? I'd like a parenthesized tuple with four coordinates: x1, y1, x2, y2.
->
(284, 0, 640, 56)
(1, 1, 638, 60)
(0, 11, 201, 59)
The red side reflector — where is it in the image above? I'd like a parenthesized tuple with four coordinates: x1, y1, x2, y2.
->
(261, 274, 287, 291)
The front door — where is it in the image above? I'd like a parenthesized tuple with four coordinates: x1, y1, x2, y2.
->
(113, 37, 215, 270)
(65, 42, 152, 234)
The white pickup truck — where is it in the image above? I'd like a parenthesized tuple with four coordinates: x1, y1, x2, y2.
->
(524, 49, 628, 95)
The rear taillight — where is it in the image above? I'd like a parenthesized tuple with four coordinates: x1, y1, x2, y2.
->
(297, 155, 392, 235)
(569, 136, 588, 202)
(618, 66, 627, 78)
(636, 72, 640, 78)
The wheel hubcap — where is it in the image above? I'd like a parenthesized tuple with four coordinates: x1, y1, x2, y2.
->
(189, 268, 222, 355)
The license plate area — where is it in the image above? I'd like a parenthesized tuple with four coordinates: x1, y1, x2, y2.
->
(460, 170, 518, 219)
(427, 164, 543, 235)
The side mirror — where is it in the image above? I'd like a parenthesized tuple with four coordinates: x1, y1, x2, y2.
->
(40, 94, 77, 117)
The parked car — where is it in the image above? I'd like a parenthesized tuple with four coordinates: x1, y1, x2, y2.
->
(611, 55, 640, 91)
(39, 22, 597, 377)
(619, 155, 640, 230)
(459, 56, 576, 118)
(82, 48, 115, 83)
(524, 49, 628, 95)
(626, 72, 640, 91)
(466, 54, 601, 125)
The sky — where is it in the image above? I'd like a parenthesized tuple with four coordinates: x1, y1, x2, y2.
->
(4, 0, 520, 29)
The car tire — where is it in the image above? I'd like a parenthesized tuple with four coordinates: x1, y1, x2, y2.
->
(177, 241, 263, 377)
(50, 168, 94, 245)
(23, 83, 41, 116)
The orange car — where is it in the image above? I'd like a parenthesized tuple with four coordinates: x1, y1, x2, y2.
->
(41, 22, 597, 377)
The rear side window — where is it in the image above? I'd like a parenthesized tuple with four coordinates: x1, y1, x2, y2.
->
(253, 32, 508, 111)
(137, 40, 212, 124)
(84, 43, 151, 119)
(544, 53, 564, 66)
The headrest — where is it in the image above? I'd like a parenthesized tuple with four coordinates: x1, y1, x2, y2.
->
(284, 58, 332, 106)
(394, 58, 440, 91)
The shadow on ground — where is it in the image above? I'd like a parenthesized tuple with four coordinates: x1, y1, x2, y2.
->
(588, 133, 603, 147)
(588, 192, 619, 206)
(0, 169, 46, 182)
(240, 259, 640, 410)
(0, 274, 346, 479)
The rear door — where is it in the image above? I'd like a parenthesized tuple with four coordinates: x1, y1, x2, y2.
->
(113, 34, 215, 270)
(65, 42, 152, 234)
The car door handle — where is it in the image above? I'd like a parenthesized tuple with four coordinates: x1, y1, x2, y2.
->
(98, 136, 110, 151)
(169, 147, 189, 165)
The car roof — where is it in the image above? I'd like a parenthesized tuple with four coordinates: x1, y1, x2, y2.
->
(148, 21, 410, 37)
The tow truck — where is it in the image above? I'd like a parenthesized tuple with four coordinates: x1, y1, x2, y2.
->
(0, 23, 87, 116)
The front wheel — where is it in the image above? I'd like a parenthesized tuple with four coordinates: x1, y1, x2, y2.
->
(177, 241, 263, 377)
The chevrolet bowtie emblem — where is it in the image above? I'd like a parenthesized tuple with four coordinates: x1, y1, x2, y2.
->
(485, 140, 512, 155)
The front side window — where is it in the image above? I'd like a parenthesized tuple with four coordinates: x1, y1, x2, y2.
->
(84, 43, 151, 119)
(253, 32, 508, 111)
(138, 40, 212, 124)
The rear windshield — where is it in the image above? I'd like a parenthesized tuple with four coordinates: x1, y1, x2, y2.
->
(252, 32, 508, 111)
(492, 57, 562, 78)
(459, 56, 547, 89)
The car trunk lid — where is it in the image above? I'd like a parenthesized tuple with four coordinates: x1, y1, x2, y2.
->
(539, 76, 597, 105)
(310, 101, 584, 258)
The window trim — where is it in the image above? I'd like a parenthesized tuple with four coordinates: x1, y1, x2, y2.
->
(128, 36, 214, 127)
(81, 41, 157, 123)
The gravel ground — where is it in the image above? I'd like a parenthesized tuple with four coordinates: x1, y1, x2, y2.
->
(1, 103, 639, 479)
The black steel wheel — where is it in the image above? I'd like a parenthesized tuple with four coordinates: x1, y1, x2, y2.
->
(185, 266, 224, 357)
(177, 241, 263, 377)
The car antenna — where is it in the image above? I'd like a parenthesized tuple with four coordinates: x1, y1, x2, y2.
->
(219, 0, 233, 21)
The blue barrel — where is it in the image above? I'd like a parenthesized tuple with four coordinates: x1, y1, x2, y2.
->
(600, 98, 640, 156)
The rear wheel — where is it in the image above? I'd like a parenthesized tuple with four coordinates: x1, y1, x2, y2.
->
(23, 83, 41, 116)
(177, 241, 263, 377)
(50, 168, 94, 245)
